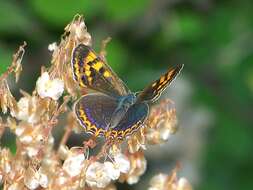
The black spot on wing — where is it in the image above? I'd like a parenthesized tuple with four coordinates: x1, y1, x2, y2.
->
(81, 75, 88, 84)
(90, 67, 96, 77)
(99, 67, 105, 74)
(87, 58, 100, 66)
(74, 44, 90, 67)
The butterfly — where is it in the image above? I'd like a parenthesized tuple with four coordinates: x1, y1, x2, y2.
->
(71, 44, 183, 141)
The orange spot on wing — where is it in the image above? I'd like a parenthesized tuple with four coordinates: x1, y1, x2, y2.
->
(103, 71, 111, 77)
(86, 52, 96, 63)
(160, 76, 165, 83)
(88, 77, 92, 83)
(85, 70, 91, 76)
(93, 61, 103, 71)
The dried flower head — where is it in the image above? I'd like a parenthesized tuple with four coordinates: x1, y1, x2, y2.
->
(119, 151, 147, 185)
(36, 72, 64, 100)
(11, 96, 41, 123)
(86, 161, 111, 188)
(24, 167, 40, 190)
(127, 127, 146, 153)
(65, 14, 91, 45)
(145, 99, 178, 144)
(148, 165, 192, 190)
(113, 153, 131, 174)
(62, 147, 86, 177)
(103, 152, 130, 181)
(127, 99, 178, 153)
(0, 80, 17, 114)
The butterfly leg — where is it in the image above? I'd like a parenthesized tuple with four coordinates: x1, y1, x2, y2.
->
(83, 137, 97, 149)
(82, 136, 97, 159)
(93, 140, 112, 161)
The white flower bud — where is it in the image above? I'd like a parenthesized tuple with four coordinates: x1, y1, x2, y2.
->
(36, 72, 64, 100)
(104, 161, 120, 180)
(86, 162, 111, 188)
(114, 153, 130, 174)
(63, 153, 85, 177)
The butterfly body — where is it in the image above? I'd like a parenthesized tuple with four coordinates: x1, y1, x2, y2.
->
(109, 93, 136, 129)
(71, 44, 183, 140)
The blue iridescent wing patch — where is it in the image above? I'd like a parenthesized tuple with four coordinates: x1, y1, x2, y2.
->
(109, 103, 149, 140)
(74, 93, 118, 137)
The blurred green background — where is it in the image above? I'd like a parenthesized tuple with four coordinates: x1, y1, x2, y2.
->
(0, 0, 253, 189)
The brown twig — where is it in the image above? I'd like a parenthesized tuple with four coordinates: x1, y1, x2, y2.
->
(59, 124, 73, 149)
(44, 96, 71, 142)
(0, 42, 26, 82)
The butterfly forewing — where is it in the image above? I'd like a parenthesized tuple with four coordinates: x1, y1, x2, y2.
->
(72, 44, 129, 97)
(137, 64, 184, 103)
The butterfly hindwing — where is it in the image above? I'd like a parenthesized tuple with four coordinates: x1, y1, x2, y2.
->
(137, 64, 184, 103)
(109, 103, 149, 140)
(72, 44, 129, 97)
(74, 93, 118, 137)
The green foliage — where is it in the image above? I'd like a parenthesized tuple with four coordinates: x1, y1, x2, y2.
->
(104, 0, 150, 22)
(159, 12, 204, 46)
(0, 1, 32, 35)
(28, 0, 101, 27)
(106, 40, 128, 72)
(0, 48, 12, 75)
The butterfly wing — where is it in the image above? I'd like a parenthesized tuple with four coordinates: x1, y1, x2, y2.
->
(75, 93, 148, 140)
(74, 93, 118, 137)
(136, 64, 183, 103)
(108, 103, 149, 140)
(72, 44, 129, 97)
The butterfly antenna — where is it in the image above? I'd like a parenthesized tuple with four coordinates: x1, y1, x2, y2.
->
(103, 115, 111, 131)
(134, 91, 142, 96)
(103, 151, 109, 162)
(107, 153, 114, 163)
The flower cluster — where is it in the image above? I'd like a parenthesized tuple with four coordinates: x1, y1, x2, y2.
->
(85, 152, 130, 188)
(127, 99, 178, 153)
(0, 15, 191, 189)
(148, 165, 192, 190)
